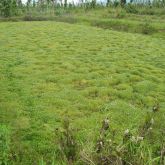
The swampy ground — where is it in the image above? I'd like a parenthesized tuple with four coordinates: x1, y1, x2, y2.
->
(0, 20, 165, 164)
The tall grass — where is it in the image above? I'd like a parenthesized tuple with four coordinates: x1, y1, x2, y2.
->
(0, 125, 10, 165)
(52, 106, 163, 165)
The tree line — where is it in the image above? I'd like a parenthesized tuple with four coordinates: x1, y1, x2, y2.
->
(0, 0, 165, 17)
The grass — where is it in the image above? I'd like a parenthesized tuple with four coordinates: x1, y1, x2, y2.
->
(0, 21, 165, 164)
(1, 7, 165, 38)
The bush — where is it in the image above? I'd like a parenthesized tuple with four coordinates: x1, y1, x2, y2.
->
(125, 4, 138, 14)
(114, 8, 126, 18)
(139, 22, 156, 34)
(54, 8, 65, 16)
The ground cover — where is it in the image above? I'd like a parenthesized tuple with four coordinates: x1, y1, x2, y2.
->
(0, 21, 165, 164)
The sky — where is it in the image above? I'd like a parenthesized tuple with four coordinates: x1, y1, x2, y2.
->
(22, 0, 27, 3)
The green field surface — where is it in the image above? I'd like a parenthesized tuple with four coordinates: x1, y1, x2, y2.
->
(0, 21, 165, 164)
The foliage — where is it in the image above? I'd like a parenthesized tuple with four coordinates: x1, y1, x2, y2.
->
(0, 0, 165, 17)
(124, 4, 138, 14)
(114, 8, 126, 18)
(138, 22, 156, 34)
(0, 0, 18, 17)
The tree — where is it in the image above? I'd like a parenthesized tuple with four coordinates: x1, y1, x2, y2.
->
(27, 0, 32, 6)
(17, 0, 22, 7)
(120, 0, 126, 6)
(91, 0, 96, 8)
(0, 0, 15, 17)
(33, 0, 36, 7)
(106, 0, 110, 6)
(11, 0, 17, 15)
(26, 0, 32, 11)
(64, 0, 67, 8)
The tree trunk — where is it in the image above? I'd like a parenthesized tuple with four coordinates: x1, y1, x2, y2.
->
(64, 0, 67, 8)
(120, 0, 126, 6)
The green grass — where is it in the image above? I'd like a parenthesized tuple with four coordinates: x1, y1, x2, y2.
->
(0, 21, 165, 164)
(1, 6, 165, 38)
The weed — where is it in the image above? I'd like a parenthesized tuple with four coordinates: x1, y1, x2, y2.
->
(79, 105, 163, 165)
(55, 117, 78, 164)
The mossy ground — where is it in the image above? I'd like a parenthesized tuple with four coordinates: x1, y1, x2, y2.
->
(0, 21, 165, 164)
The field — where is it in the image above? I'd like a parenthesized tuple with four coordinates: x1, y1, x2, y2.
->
(0, 20, 165, 164)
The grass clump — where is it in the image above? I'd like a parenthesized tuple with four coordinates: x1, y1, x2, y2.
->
(55, 117, 78, 164)
(138, 22, 156, 34)
(0, 125, 10, 165)
(113, 8, 127, 18)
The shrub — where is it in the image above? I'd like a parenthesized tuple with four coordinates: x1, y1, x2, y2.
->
(125, 4, 138, 14)
(114, 8, 126, 18)
(139, 22, 156, 34)
(54, 8, 65, 16)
